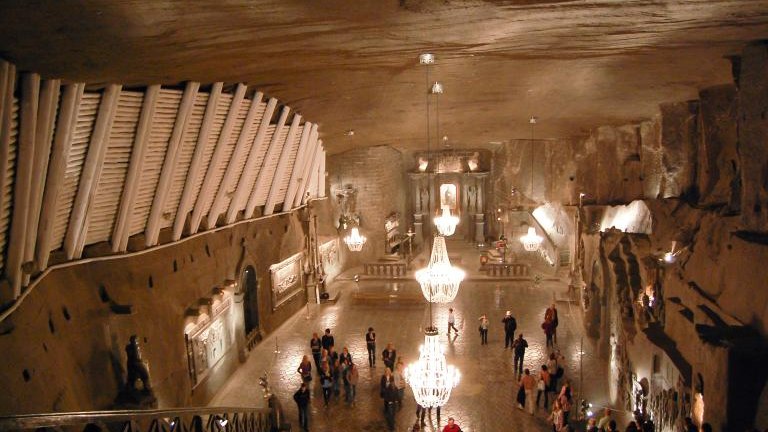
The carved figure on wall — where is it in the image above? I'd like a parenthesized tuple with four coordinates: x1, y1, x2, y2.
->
(126, 335, 152, 392)
(467, 152, 480, 171)
(440, 184, 457, 210)
(419, 186, 429, 213)
(467, 185, 477, 213)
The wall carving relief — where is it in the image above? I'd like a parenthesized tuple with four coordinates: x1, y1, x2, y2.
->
(184, 295, 234, 387)
(270, 253, 304, 309)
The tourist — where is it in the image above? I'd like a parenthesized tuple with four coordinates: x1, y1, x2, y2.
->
(382, 342, 397, 371)
(296, 355, 312, 383)
(585, 418, 598, 432)
(537, 364, 551, 410)
(545, 303, 559, 343)
(321, 328, 335, 351)
(597, 408, 612, 430)
(394, 361, 407, 409)
(310, 332, 322, 373)
(366, 327, 377, 367)
(512, 333, 528, 375)
(442, 417, 461, 432)
(328, 345, 339, 366)
(558, 379, 573, 424)
(448, 307, 459, 335)
(319, 363, 333, 407)
(520, 368, 536, 415)
(380, 367, 395, 408)
(549, 400, 565, 431)
(339, 346, 353, 366)
(516, 378, 526, 410)
(319, 348, 330, 371)
(502, 310, 517, 348)
(548, 351, 564, 393)
(382, 379, 399, 431)
(345, 361, 359, 404)
(478, 314, 489, 345)
(542, 316, 555, 349)
(293, 382, 310, 432)
(331, 358, 342, 396)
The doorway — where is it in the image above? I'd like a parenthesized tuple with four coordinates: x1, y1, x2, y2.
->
(242, 266, 259, 335)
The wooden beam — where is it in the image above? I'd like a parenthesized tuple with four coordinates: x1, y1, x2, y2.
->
(206, 91, 265, 230)
(263, 114, 301, 215)
(292, 129, 320, 208)
(302, 140, 324, 205)
(173, 82, 223, 241)
(188, 83, 247, 235)
(317, 146, 326, 198)
(7, 73, 40, 297)
(36, 83, 85, 268)
(225, 97, 278, 224)
(245, 106, 290, 218)
(112, 85, 160, 252)
(25, 79, 60, 273)
(144, 81, 200, 246)
(0, 61, 16, 276)
(282, 122, 314, 213)
(64, 84, 122, 259)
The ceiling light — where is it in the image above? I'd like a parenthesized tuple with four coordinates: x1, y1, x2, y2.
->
(419, 53, 435, 64)
(520, 226, 543, 252)
(405, 328, 460, 408)
(434, 206, 459, 237)
(344, 227, 367, 252)
(415, 236, 465, 303)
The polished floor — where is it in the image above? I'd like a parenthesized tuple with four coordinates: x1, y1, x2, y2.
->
(212, 248, 613, 431)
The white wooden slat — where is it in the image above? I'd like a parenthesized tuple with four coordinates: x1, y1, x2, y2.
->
(145, 82, 200, 246)
(85, 90, 143, 246)
(188, 84, 247, 234)
(282, 122, 315, 212)
(292, 127, 320, 208)
(7, 73, 40, 296)
(264, 115, 302, 215)
(0, 60, 19, 280)
(226, 98, 278, 224)
(301, 140, 324, 205)
(25, 79, 60, 272)
(173, 83, 222, 241)
(112, 85, 160, 252)
(0, 61, 16, 276)
(51, 92, 101, 251)
(271, 123, 305, 210)
(245, 106, 290, 218)
(163, 91, 209, 229)
(128, 88, 183, 237)
(317, 147, 326, 198)
(64, 84, 122, 259)
(206, 92, 266, 229)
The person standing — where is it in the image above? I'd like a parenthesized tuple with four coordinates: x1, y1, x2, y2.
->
(558, 379, 573, 424)
(339, 346, 353, 366)
(394, 361, 406, 409)
(380, 367, 395, 409)
(293, 382, 310, 432)
(442, 417, 461, 432)
(310, 333, 322, 373)
(321, 328, 335, 352)
(331, 358, 342, 396)
(537, 364, 551, 410)
(366, 327, 377, 367)
(502, 310, 517, 348)
(382, 379, 398, 431)
(345, 361, 359, 405)
(297, 355, 312, 383)
(512, 333, 528, 375)
(478, 314, 489, 345)
(597, 408, 612, 430)
(549, 400, 565, 431)
(520, 368, 536, 415)
(542, 317, 555, 349)
(447, 308, 459, 335)
(545, 303, 559, 343)
(382, 343, 397, 371)
(319, 363, 333, 407)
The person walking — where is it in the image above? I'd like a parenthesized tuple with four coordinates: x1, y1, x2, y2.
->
(558, 379, 573, 424)
(339, 346, 353, 366)
(478, 314, 489, 345)
(380, 367, 395, 409)
(321, 328, 335, 352)
(512, 333, 528, 375)
(366, 327, 377, 367)
(297, 355, 312, 383)
(331, 358, 342, 397)
(293, 382, 310, 432)
(345, 361, 359, 405)
(502, 310, 517, 348)
(394, 361, 407, 409)
(447, 308, 459, 335)
(382, 343, 397, 371)
(319, 363, 333, 407)
(537, 364, 551, 410)
(310, 333, 322, 373)
(382, 380, 399, 431)
(542, 317, 555, 349)
(545, 303, 559, 344)
(520, 368, 536, 415)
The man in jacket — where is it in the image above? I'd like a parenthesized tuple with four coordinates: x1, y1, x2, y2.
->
(502, 311, 517, 348)
(293, 383, 310, 432)
(512, 333, 528, 375)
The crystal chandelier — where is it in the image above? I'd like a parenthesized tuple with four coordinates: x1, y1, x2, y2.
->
(415, 236, 465, 303)
(434, 206, 459, 237)
(344, 227, 367, 252)
(405, 328, 460, 408)
(520, 226, 543, 251)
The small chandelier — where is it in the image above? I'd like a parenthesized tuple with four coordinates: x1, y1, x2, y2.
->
(415, 236, 465, 303)
(344, 227, 367, 252)
(520, 226, 543, 251)
(405, 328, 460, 408)
(434, 206, 459, 237)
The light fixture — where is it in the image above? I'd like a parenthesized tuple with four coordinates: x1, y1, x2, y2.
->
(415, 236, 465, 303)
(405, 328, 460, 408)
(520, 226, 543, 252)
(344, 227, 367, 252)
(216, 416, 228, 428)
(434, 206, 459, 237)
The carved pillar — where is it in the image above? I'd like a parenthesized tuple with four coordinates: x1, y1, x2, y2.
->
(474, 213, 485, 245)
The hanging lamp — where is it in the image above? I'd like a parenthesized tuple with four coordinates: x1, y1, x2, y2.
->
(405, 327, 461, 408)
(344, 227, 367, 252)
(519, 115, 543, 252)
(415, 236, 465, 303)
(430, 81, 459, 237)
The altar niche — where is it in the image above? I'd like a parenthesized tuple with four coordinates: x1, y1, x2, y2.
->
(409, 149, 490, 245)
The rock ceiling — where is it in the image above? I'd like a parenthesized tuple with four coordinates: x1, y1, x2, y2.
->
(1, 0, 768, 154)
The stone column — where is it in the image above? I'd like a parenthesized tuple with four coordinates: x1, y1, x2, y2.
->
(474, 213, 485, 246)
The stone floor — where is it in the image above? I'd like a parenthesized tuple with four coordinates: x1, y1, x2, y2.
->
(212, 243, 614, 431)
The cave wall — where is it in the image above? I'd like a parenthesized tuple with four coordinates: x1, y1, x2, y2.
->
(0, 206, 328, 414)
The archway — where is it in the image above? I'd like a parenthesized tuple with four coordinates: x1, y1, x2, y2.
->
(241, 266, 259, 336)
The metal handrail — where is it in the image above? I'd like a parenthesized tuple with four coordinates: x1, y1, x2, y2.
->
(0, 406, 275, 432)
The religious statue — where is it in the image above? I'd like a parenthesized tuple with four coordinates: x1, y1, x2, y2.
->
(419, 187, 429, 213)
(114, 335, 157, 408)
(467, 185, 477, 213)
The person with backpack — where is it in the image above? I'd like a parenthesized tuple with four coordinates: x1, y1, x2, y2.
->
(502, 310, 517, 348)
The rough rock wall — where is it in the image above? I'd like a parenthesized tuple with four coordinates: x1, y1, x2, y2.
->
(0, 209, 313, 414)
(326, 145, 406, 265)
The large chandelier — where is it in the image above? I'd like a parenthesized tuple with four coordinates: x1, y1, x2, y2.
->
(434, 206, 459, 237)
(405, 328, 460, 408)
(520, 226, 543, 251)
(344, 227, 367, 252)
(415, 236, 465, 303)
